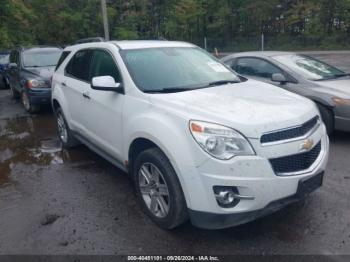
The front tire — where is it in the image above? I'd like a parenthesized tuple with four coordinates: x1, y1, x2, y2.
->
(21, 91, 40, 113)
(133, 148, 188, 229)
(56, 107, 80, 148)
(317, 104, 334, 135)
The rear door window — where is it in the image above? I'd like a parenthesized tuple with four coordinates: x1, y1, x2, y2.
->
(65, 49, 92, 82)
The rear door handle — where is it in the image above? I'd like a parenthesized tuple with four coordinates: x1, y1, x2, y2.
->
(61, 82, 67, 87)
(82, 92, 91, 99)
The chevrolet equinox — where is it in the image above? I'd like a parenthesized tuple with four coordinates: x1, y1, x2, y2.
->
(51, 41, 329, 229)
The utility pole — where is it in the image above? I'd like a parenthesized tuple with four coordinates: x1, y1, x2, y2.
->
(101, 0, 110, 41)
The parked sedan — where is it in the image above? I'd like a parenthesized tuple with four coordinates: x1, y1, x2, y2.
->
(8, 46, 62, 113)
(222, 52, 350, 134)
(0, 50, 10, 89)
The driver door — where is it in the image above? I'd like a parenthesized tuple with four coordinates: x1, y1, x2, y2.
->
(79, 49, 125, 161)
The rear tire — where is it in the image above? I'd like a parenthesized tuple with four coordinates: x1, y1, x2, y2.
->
(56, 107, 80, 148)
(317, 104, 334, 135)
(21, 91, 40, 113)
(133, 147, 188, 229)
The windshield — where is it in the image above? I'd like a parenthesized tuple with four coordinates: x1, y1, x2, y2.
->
(0, 54, 9, 64)
(23, 50, 62, 68)
(273, 54, 346, 81)
(120, 47, 240, 93)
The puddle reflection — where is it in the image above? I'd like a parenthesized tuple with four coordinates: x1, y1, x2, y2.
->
(0, 114, 96, 186)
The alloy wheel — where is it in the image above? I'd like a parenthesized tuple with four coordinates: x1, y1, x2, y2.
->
(21, 92, 31, 111)
(138, 162, 170, 218)
(57, 112, 68, 143)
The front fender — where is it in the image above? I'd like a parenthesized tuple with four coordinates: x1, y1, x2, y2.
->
(124, 107, 210, 209)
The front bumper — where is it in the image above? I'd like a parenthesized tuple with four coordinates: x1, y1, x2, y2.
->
(28, 88, 51, 105)
(189, 171, 324, 229)
(182, 124, 329, 229)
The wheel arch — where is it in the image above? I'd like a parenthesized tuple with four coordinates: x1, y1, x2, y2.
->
(128, 137, 160, 176)
(52, 98, 61, 113)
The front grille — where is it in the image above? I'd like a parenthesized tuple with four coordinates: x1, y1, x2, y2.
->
(269, 141, 321, 175)
(261, 116, 319, 144)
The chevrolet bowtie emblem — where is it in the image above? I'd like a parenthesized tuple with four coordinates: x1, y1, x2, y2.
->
(301, 139, 314, 151)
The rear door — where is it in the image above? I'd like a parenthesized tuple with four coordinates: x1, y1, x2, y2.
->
(63, 49, 93, 133)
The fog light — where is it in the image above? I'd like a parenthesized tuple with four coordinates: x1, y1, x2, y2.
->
(213, 186, 240, 208)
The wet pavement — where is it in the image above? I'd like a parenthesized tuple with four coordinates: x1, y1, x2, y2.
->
(0, 54, 350, 255)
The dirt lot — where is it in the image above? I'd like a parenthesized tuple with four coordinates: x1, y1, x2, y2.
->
(0, 53, 349, 255)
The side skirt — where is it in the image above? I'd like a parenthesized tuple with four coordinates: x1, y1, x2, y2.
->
(72, 131, 128, 173)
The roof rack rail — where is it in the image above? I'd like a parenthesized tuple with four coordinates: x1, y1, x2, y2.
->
(74, 37, 105, 45)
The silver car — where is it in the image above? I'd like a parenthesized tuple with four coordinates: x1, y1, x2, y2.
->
(221, 52, 350, 134)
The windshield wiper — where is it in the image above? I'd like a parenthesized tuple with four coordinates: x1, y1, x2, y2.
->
(335, 73, 350, 78)
(143, 80, 240, 94)
(143, 87, 196, 94)
(315, 73, 350, 81)
(208, 80, 240, 86)
(25, 65, 55, 68)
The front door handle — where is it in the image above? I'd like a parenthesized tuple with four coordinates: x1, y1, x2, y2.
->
(82, 92, 91, 99)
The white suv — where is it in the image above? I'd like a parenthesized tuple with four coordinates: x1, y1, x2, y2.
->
(52, 41, 329, 229)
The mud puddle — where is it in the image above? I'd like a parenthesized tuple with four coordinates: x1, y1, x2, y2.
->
(0, 114, 97, 186)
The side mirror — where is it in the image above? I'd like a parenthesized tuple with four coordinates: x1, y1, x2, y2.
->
(91, 76, 123, 93)
(271, 73, 288, 84)
(9, 63, 18, 69)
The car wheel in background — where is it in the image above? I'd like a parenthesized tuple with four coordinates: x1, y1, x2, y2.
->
(56, 107, 80, 148)
(0, 76, 6, 89)
(9, 83, 20, 99)
(317, 103, 334, 135)
(21, 92, 40, 113)
(133, 147, 188, 229)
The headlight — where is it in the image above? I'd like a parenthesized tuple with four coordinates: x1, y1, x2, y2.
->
(189, 120, 255, 160)
(27, 79, 47, 88)
(332, 97, 350, 105)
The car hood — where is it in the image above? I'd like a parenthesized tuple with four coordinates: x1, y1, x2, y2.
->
(150, 79, 318, 138)
(314, 78, 350, 99)
(24, 66, 55, 80)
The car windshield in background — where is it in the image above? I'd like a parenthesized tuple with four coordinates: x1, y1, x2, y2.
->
(273, 54, 346, 81)
(0, 54, 9, 64)
(120, 47, 240, 93)
(23, 50, 62, 68)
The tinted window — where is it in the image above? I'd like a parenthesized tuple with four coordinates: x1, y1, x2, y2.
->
(10, 51, 19, 65)
(55, 51, 71, 71)
(235, 57, 282, 78)
(90, 50, 121, 82)
(66, 50, 92, 81)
